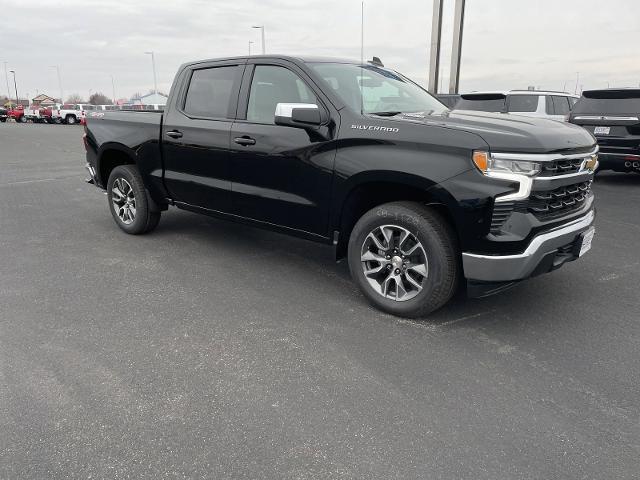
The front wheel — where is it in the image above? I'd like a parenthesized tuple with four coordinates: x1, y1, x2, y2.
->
(107, 165, 160, 235)
(65, 115, 76, 125)
(348, 202, 460, 318)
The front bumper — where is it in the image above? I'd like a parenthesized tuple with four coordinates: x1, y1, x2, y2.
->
(462, 209, 595, 283)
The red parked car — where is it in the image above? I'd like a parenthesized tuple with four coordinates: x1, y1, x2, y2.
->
(8, 105, 26, 122)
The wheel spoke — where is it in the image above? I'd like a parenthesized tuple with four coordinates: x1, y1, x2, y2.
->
(112, 186, 124, 201)
(380, 226, 393, 250)
(402, 242, 420, 256)
(395, 278, 407, 300)
(381, 273, 394, 296)
(404, 272, 423, 291)
(366, 232, 387, 251)
(409, 263, 428, 278)
(364, 264, 384, 276)
(361, 250, 386, 263)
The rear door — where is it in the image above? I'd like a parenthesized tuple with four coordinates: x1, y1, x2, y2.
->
(162, 61, 245, 211)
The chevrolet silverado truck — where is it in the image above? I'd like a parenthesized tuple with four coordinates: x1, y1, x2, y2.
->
(84, 55, 598, 317)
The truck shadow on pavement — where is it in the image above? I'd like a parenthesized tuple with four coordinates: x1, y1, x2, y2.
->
(151, 209, 567, 328)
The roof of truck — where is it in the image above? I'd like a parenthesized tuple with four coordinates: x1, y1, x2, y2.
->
(184, 55, 365, 67)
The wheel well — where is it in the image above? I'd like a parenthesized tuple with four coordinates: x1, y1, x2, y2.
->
(99, 149, 135, 187)
(335, 182, 456, 259)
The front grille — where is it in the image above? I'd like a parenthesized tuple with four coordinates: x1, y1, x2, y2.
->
(539, 158, 584, 176)
(528, 181, 591, 219)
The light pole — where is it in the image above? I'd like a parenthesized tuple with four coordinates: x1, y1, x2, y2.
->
(3, 61, 9, 100)
(248, 41, 254, 55)
(49, 65, 63, 103)
(574, 72, 580, 95)
(111, 75, 116, 104)
(252, 26, 265, 54)
(9, 70, 18, 108)
(360, 1, 364, 65)
(144, 51, 158, 95)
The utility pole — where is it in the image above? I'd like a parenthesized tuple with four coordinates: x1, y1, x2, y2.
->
(574, 72, 580, 95)
(252, 26, 265, 54)
(428, 0, 443, 93)
(449, 0, 466, 94)
(50, 65, 63, 103)
(111, 75, 116, 104)
(3, 61, 9, 100)
(361, 0, 364, 65)
(9, 70, 18, 107)
(144, 51, 158, 95)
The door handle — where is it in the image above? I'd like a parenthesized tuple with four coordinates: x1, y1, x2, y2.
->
(234, 136, 256, 146)
(166, 130, 183, 139)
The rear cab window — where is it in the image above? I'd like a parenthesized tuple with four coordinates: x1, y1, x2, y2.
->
(183, 65, 242, 119)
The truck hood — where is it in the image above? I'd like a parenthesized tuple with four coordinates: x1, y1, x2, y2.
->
(394, 110, 596, 153)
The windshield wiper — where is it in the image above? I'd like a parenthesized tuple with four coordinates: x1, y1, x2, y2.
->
(369, 111, 402, 117)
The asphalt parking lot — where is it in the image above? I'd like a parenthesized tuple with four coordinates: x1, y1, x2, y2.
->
(1, 122, 639, 479)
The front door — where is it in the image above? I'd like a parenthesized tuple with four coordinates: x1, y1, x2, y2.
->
(162, 62, 244, 211)
(229, 63, 336, 237)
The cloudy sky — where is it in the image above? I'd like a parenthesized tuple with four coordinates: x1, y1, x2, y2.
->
(1, 0, 638, 102)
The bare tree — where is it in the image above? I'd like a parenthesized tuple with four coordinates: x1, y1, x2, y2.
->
(89, 92, 113, 105)
(65, 93, 85, 104)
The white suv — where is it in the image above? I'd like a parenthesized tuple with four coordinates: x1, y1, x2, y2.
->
(454, 90, 579, 121)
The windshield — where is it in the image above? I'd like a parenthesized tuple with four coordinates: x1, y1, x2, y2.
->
(309, 63, 447, 115)
(573, 90, 640, 115)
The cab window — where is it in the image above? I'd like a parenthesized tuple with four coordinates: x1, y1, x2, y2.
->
(247, 65, 317, 124)
(183, 65, 240, 119)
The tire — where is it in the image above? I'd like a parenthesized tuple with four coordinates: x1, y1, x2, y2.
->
(0, 118, 6, 122)
(347, 202, 460, 318)
(66, 115, 76, 125)
(106, 165, 160, 235)
(18, 116, 26, 123)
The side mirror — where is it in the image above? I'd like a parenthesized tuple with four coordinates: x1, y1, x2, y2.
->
(274, 103, 322, 128)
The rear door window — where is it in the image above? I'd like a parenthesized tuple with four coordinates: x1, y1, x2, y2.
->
(507, 95, 539, 112)
(183, 65, 241, 119)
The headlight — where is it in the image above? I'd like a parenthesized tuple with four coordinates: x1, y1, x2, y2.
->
(473, 151, 541, 177)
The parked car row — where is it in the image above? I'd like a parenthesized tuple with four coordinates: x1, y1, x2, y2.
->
(2, 103, 164, 125)
(438, 88, 640, 175)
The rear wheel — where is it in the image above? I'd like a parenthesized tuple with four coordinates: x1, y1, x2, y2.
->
(107, 165, 160, 235)
(66, 115, 76, 125)
(348, 202, 460, 318)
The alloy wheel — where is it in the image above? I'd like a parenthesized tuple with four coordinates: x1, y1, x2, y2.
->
(360, 225, 429, 301)
(111, 178, 136, 225)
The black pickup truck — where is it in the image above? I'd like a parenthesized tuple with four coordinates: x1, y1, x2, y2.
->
(84, 55, 598, 317)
